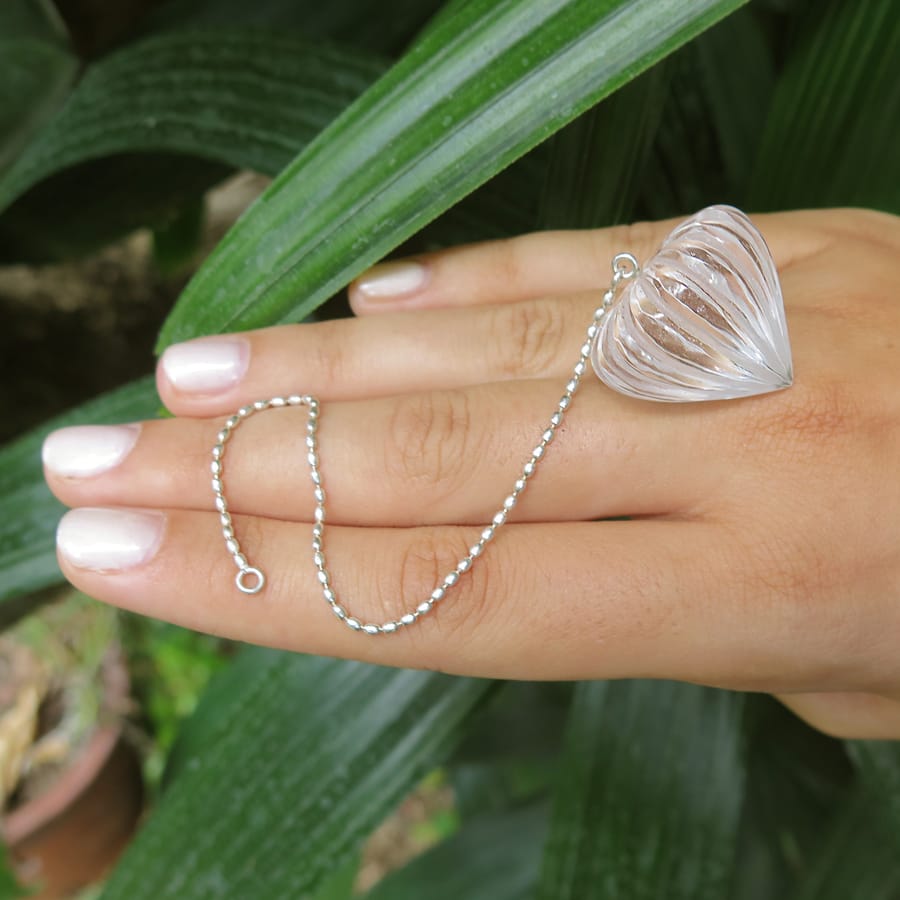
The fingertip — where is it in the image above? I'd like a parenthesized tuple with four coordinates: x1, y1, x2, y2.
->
(349, 260, 430, 314)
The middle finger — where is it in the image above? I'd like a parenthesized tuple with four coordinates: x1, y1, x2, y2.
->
(44, 379, 718, 526)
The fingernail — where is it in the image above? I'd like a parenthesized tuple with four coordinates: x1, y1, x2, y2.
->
(354, 261, 428, 301)
(160, 337, 248, 393)
(43, 425, 139, 478)
(57, 508, 165, 572)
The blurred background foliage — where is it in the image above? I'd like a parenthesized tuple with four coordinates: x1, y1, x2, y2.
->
(0, 0, 898, 896)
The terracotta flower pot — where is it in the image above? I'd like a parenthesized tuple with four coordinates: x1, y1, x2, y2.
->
(1, 649, 143, 899)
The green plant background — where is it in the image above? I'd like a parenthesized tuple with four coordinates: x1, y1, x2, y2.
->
(1, 0, 898, 896)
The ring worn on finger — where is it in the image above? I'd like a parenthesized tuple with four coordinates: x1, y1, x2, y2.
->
(211, 205, 794, 634)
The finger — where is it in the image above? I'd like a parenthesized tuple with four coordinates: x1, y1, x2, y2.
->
(778, 691, 900, 740)
(55, 507, 816, 686)
(348, 211, 833, 314)
(156, 293, 601, 417)
(45, 379, 711, 526)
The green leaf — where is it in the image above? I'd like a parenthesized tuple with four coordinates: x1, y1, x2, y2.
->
(537, 680, 746, 900)
(0, 29, 386, 212)
(157, 0, 748, 349)
(786, 788, 900, 900)
(749, 0, 900, 212)
(100, 651, 493, 899)
(539, 62, 669, 229)
(729, 697, 853, 900)
(636, 6, 775, 220)
(144, 0, 446, 57)
(0, 0, 77, 174)
(364, 803, 548, 900)
(692, 6, 774, 196)
(0, 376, 159, 616)
(846, 740, 900, 830)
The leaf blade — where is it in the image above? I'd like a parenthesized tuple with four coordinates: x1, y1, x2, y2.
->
(749, 0, 900, 212)
(537, 680, 746, 900)
(100, 650, 493, 900)
(0, 29, 386, 212)
(157, 0, 748, 348)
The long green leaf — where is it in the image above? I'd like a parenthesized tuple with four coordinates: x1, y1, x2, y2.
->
(846, 740, 900, 831)
(0, 29, 385, 212)
(0, 376, 159, 612)
(538, 62, 668, 229)
(749, 0, 900, 212)
(537, 680, 746, 900)
(100, 650, 493, 899)
(729, 697, 853, 900)
(636, 6, 774, 220)
(786, 788, 900, 900)
(144, 0, 445, 57)
(158, 0, 747, 349)
(0, 0, 77, 174)
(364, 804, 548, 900)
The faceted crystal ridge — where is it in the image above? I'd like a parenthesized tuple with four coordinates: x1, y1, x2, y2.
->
(591, 205, 793, 402)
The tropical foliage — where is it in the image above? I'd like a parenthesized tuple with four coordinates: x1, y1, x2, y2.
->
(1, 0, 898, 896)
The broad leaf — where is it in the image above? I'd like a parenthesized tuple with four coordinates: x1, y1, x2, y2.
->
(157, 0, 748, 348)
(145, 0, 446, 57)
(729, 697, 853, 900)
(749, 0, 900, 212)
(100, 651, 493, 899)
(537, 680, 746, 900)
(786, 789, 900, 900)
(364, 804, 548, 900)
(636, 6, 774, 220)
(846, 740, 900, 831)
(0, 29, 385, 212)
(0, 376, 159, 614)
(0, 0, 77, 174)
(539, 62, 669, 229)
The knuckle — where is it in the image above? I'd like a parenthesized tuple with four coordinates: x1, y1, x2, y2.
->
(490, 299, 566, 379)
(306, 320, 346, 389)
(385, 390, 473, 501)
(374, 529, 497, 661)
(593, 219, 662, 269)
(493, 239, 526, 290)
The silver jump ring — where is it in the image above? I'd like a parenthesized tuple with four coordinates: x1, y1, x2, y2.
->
(236, 566, 266, 595)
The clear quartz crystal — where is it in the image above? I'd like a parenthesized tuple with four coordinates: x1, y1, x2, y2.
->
(591, 205, 793, 402)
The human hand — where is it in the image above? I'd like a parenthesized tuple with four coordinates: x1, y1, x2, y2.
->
(43, 208, 900, 738)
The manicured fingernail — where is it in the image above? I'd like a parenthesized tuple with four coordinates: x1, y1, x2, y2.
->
(160, 337, 248, 393)
(354, 261, 428, 300)
(43, 425, 139, 478)
(57, 508, 165, 572)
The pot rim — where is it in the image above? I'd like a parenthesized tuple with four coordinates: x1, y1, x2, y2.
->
(1, 647, 130, 846)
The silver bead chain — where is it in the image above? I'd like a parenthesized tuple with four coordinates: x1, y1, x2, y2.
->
(212, 253, 640, 634)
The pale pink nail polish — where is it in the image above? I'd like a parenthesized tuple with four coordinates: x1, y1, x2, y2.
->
(57, 508, 165, 572)
(42, 425, 139, 477)
(161, 337, 249, 393)
(354, 261, 428, 300)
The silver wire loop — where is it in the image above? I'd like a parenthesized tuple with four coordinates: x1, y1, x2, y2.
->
(612, 251, 640, 281)
(236, 567, 266, 595)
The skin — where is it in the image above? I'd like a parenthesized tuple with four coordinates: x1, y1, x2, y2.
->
(45, 208, 900, 739)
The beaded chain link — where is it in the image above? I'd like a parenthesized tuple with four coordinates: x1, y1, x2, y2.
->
(211, 254, 640, 634)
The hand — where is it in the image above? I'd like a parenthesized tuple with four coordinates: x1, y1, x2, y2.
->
(43, 208, 900, 739)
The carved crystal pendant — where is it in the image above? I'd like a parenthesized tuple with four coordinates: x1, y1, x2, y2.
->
(591, 204, 793, 402)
